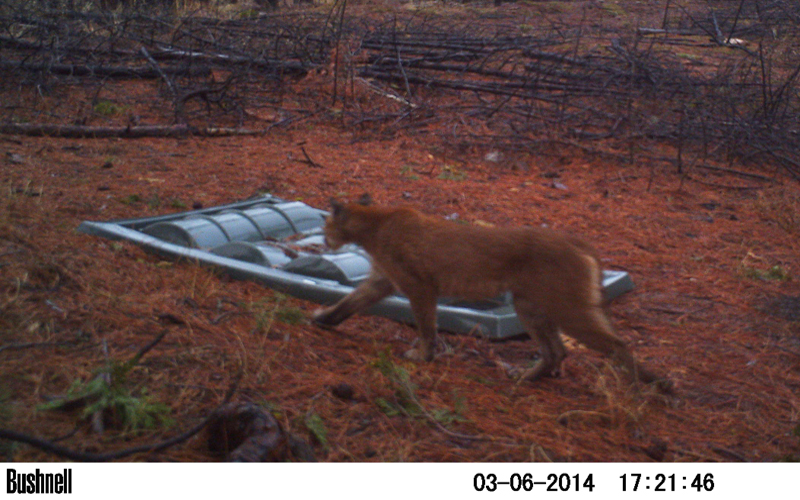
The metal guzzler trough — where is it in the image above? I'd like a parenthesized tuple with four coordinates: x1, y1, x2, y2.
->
(78, 195, 634, 339)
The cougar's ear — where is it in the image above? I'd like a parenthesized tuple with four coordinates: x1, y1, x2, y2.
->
(357, 193, 373, 206)
(330, 198, 346, 219)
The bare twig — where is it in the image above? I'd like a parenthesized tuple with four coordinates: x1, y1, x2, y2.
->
(127, 330, 170, 368)
(726, 0, 746, 44)
(298, 146, 324, 169)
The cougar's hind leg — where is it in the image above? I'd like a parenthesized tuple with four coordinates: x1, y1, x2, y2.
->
(312, 271, 395, 327)
(557, 306, 670, 391)
(514, 322, 567, 383)
(508, 297, 567, 383)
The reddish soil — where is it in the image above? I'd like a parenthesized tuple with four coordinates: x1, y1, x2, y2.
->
(1, 2, 799, 462)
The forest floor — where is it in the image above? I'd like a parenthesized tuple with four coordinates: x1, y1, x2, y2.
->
(1, 1, 799, 462)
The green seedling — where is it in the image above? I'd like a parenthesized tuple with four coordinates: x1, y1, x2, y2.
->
(304, 412, 328, 449)
(170, 198, 187, 209)
(38, 332, 173, 432)
(119, 194, 141, 205)
(741, 264, 790, 282)
(251, 293, 305, 335)
(372, 351, 468, 426)
(437, 165, 467, 181)
(38, 359, 173, 432)
(93, 100, 124, 116)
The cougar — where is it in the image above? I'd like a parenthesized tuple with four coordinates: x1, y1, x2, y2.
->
(312, 195, 669, 391)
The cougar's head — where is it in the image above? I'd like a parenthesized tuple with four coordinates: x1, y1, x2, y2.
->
(324, 194, 372, 250)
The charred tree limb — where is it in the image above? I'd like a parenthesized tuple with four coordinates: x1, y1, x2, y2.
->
(0, 123, 266, 139)
(0, 59, 210, 79)
(0, 35, 138, 58)
(358, 67, 627, 99)
(149, 46, 312, 76)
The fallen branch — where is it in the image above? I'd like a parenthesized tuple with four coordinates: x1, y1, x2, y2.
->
(152, 46, 311, 76)
(694, 164, 774, 181)
(0, 60, 209, 79)
(356, 77, 417, 108)
(0, 339, 86, 354)
(0, 123, 265, 139)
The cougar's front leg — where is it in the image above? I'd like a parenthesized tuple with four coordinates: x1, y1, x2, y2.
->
(403, 291, 438, 362)
(312, 271, 396, 327)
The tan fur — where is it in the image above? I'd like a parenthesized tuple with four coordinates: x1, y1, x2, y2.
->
(312, 196, 670, 391)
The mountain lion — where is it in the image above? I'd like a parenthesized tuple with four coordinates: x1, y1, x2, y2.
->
(312, 195, 669, 391)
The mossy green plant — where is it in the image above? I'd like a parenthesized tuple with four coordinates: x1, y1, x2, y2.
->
(251, 293, 306, 335)
(38, 359, 173, 432)
(304, 412, 328, 449)
(437, 165, 467, 181)
(93, 100, 124, 116)
(600, 1, 627, 17)
(740, 264, 790, 281)
(372, 351, 467, 426)
(119, 194, 141, 205)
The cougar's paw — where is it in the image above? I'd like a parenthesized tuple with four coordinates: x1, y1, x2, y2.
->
(403, 348, 433, 362)
(311, 308, 337, 329)
(507, 360, 561, 384)
(496, 360, 523, 379)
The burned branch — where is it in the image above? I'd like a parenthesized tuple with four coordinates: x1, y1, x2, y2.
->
(0, 123, 265, 138)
